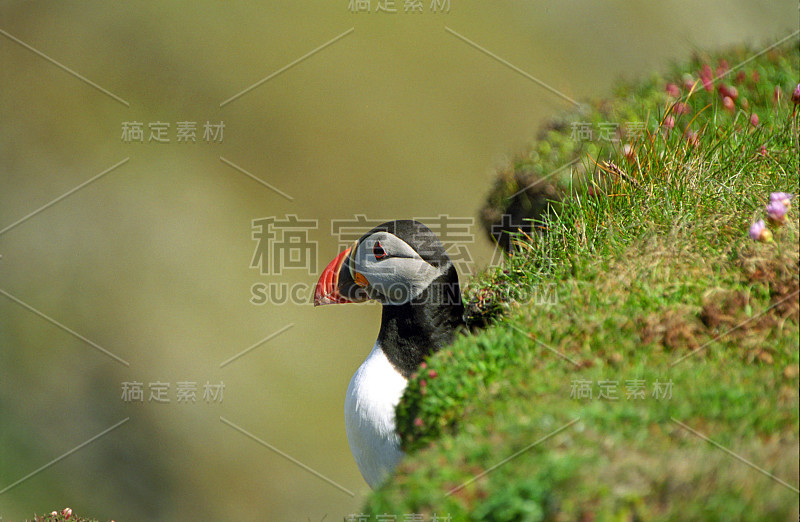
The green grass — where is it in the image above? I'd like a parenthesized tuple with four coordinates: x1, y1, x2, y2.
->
(367, 44, 799, 520)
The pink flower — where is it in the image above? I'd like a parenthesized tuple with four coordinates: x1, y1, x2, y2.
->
(749, 113, 759, 127)
(758, 144, 767, 156)
(685, 130, 700, 148)
(664, 115, 675, 130)
(702, 77, 714, 92)
(748, 219, 764, 240)
(749, 219, 772, 242)
(792, 84, 800, 105)
(722, 96, 735, 112)
(718, 84, 737, 100)
(413, 417, 424, 427)
(673, 102, 691, 115)
(766, 202, 788, 224)
(428, 369, 438, 378)
(770, 192, 794, 209)
(665, 83, 681, 98)
(62, 508, 72, 519)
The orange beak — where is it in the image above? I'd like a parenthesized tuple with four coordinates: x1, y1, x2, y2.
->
(314, 247, 352, 306)
(315, 241, 371, 306)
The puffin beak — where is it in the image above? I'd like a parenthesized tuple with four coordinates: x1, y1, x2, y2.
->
(314, 242, 369, 306)
(314, 247, 352, 306)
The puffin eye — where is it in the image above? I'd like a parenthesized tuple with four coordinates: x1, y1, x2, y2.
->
(373, 241, 388, 260)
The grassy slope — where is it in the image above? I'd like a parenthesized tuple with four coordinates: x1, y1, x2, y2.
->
(367, 44, 799, 520)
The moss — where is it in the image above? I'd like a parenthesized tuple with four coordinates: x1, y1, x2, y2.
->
(370, 42, 800, 519)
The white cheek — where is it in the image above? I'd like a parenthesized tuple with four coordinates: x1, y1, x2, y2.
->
(350, 234, 445, 305)
(368, 259, 442, 304)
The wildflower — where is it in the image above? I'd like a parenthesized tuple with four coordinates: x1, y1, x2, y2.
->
(716, 59, 729, 77)
(699, 64, 714, 92)
(428, 369, 438, 378)
(735, 71, 747, 84)
(665, 83, 681, 98)
(749, 219, 772, 242)
(758, 144, 767, 156)
(770, 192, 794, 209)
(685, 130, 700, 148)
(719, 84, 738, 100)
(766, 201, 788, 224)
(673, 102, 691, 115)
(664, 115, 675, 130)
(622, 143, 635, 162)
(749, 113, 759, 127)
(413, 417, 424, 427)
(722, 96, 735, 112)
(62, 508, 72, 519)
(792, 84, 800, 105)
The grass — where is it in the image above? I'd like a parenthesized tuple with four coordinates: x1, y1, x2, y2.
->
(367, 43, 799, 520)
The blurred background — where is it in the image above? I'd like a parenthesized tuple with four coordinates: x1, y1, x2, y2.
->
(0, 2, 795, 520)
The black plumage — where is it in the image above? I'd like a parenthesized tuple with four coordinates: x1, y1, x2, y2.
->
(358, 220, 465, 377)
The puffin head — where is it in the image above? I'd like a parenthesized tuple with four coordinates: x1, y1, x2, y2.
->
(314, 220, 460, 308)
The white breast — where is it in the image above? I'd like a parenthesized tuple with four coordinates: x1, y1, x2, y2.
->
(344, 343, 407, 489)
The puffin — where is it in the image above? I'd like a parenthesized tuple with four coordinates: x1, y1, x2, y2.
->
(314, 220, 464, 489)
